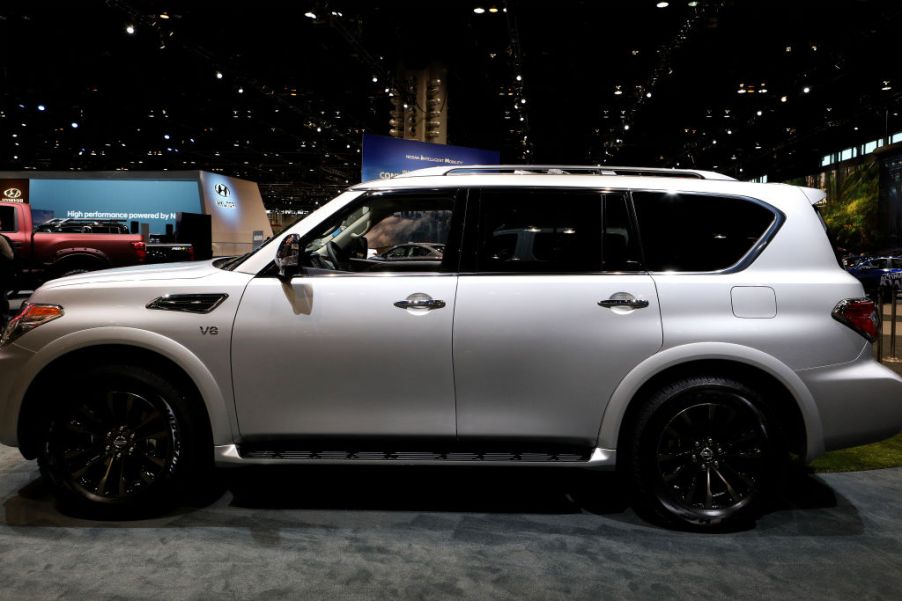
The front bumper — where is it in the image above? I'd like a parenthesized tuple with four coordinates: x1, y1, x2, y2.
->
(0, 342, 37, 448)
(799, 354, 902, 452)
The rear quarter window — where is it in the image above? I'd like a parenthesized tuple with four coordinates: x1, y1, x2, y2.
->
(632, 191, 777, 272)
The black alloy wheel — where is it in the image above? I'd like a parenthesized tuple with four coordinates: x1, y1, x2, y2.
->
(39, 364, 208, 515)
(628, 376, 780, 530)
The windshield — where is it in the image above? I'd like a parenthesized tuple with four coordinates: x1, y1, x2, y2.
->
(215, 230, 282, 271)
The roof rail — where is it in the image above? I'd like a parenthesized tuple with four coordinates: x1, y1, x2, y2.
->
(392, 165, 735, 181)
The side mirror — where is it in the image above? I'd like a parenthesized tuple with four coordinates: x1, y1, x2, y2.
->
(275, 233, 301, 280)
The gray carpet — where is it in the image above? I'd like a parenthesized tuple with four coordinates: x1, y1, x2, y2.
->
(1, 444, 902, 600)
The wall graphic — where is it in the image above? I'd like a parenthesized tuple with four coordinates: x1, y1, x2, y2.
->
(29, 179, 201, 234)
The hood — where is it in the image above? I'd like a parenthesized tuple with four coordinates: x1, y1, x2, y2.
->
(40, 259, 221, 289)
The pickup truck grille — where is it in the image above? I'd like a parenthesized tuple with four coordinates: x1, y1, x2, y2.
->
(146, 293, 228, 314)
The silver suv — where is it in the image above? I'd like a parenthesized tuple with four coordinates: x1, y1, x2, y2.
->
(2, 165, 901, 529)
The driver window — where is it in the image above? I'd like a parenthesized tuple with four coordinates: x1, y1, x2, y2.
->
(300, 193, 457, 273)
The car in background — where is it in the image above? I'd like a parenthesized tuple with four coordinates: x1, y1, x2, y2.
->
(847, 256, 902, 296)
(35, 218, 131, 234)
(373, 242, 445, 261)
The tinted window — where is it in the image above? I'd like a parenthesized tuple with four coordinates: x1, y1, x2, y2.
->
(632, 191, 776, 272)
(0, 206, 14, 232)
(300, 193, 458, 273)
(476, 189, 601, 273)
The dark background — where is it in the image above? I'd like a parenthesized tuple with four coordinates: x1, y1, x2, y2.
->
(1, 0, 901, 209)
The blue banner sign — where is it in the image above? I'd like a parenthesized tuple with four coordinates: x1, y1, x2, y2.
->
(361, 134, 500, 183)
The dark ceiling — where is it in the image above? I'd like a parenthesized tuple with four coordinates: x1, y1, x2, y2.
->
(2, 1, 901, 210)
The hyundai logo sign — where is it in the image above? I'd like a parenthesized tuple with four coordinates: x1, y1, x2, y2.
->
(213, 183, 235, 209)
(3, 187, 23, 200)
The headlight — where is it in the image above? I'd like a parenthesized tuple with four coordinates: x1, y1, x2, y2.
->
(0, 303, 64, 348)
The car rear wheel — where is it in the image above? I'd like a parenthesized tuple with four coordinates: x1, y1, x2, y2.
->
(626, 376, 782, 530)
(38, 364, 209, 516)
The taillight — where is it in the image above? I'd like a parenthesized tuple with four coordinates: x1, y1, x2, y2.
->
(131, 241, 147, 262)
(832, 298, 879, 342)
(188, 246, 195, 260)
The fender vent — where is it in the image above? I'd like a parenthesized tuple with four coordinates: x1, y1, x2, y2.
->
(146, 293, 228, 314)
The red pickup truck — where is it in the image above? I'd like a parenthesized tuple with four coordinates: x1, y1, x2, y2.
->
(0, 201, 147, 287)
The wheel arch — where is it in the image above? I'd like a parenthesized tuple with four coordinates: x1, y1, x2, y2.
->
(599, 343, 825, 463)
(15, 331, 235, 459)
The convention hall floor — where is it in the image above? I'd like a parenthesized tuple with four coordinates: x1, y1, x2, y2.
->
(1, 445, 901, 600)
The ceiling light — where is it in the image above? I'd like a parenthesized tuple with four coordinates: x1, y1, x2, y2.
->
(473, 7, 486, 14)
(516, 74, 522, 81)
(687, 0, 698, 5)
(488, 6, 499, 12)
(37, 104, 46, 111)
(624, 125, 630, 130)
(520, 98, 526, 104)
(125, 24, 135, 34)
(304, 11, 317, 19)
(372, 76, 378, 83)
(614, 86, 623, 95)
(656, 2, 670, 7)
(802, 86, 811, 94)
(726, 129, 732, 135)
(70, 122, 79, 129)
(780, 95, 788, 103)
(238, 87, 244, 94)
(215, 71, 223, 79)
(159, 12, 170, 19)
(882, 81, 892, 91)
(646, 92, 652, 98)
(756, 110, 763, 116)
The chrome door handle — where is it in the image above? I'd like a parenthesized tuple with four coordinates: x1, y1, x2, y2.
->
(394, 298, 446, 310)
(598, 298, 649, 309)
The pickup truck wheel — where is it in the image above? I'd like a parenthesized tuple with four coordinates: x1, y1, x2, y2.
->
(626, 376, 781, 531)
(59, 268, 89, 277)
(38, 364, 208, 516)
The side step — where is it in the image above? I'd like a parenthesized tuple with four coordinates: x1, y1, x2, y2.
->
(214, 444, 616, 468)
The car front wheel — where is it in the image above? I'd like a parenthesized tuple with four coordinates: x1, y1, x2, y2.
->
(38, 364, 209, 516)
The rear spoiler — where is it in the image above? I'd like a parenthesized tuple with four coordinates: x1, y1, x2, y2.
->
(800, 187, 827, 205)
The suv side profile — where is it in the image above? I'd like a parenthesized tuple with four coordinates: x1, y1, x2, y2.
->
(1, 165, 901, 530)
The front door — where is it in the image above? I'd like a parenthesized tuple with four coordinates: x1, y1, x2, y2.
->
(453, 188, 663, 446)
(231, 190, 463, 441)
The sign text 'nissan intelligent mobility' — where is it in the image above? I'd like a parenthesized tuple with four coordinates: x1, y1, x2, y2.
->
(361, 134, 500, 183)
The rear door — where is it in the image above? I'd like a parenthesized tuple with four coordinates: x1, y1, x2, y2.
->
(452, 188, 663, 447)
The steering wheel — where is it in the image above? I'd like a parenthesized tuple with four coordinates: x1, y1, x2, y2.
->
(325, 241, 343, 270)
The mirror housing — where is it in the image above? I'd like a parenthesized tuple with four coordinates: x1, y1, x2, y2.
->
(275, 233, 301, 280)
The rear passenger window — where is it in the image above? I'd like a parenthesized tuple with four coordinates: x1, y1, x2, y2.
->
(476, 189, 602, 273)
(632, 191, 776, 272)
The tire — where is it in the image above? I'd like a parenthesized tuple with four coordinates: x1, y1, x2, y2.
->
(38, 364, 211, 517)
(59, 268, 90, 278)
(625, 376, 783, 530)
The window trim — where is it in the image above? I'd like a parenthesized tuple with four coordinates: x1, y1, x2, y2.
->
(628, 189, 785, 275)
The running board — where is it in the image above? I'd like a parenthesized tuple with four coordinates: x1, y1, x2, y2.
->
(214, 444, 616, 468)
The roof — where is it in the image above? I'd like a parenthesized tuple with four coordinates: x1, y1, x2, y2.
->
(391, 165, 736, 181)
